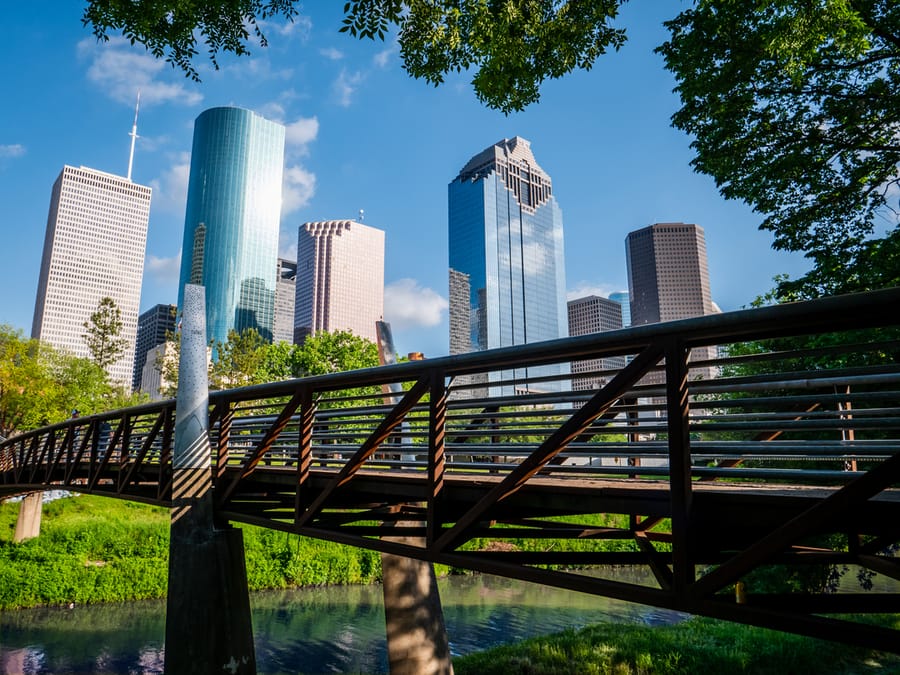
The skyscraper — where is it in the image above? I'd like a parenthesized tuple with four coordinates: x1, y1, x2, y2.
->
(448, 136, 568, 393)
(626, 222, 718, 379)
(177, 107, 285, 346)
(133, 303, 177, 391)
(273, 258, 297, 344)
(608, 291, 631, 327)
(567, 295, 625, 390)
(32, 165, 152, 385)
(295, 220, 385, 344)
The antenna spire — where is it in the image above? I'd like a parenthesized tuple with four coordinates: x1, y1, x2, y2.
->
(127, 91, 141, 181)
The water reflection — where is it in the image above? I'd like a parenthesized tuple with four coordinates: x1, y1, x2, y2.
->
(1, 571, 685, 674)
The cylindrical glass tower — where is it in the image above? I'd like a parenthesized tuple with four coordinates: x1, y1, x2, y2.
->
(178, 106, 285, 345)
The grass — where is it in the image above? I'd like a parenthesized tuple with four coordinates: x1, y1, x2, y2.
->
(452, 615, 900, 674)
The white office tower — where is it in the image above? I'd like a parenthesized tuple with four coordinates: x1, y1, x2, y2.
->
(295, 220, 385, 343)
(32, 165, 152, 385)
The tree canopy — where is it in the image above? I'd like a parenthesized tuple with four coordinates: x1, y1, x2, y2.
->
(82, 0, 626, 113)
(81, 1, 900, 298)
(0, 326, 144, 437)
(659, 1, 900, 298)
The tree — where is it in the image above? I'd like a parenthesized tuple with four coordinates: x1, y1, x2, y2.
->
(658, 2, 900, 298)
(82, 0, 626, 113)
(83, 297, 128, 371)
(291, 331, 379, 376)
(209, 328, 269, 390)
(0, 325, 145, 437)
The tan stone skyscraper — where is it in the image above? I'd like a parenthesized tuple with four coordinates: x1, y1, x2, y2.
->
(32, 165, 152, 385)
(626, 222, 719, 379)
(294, 220, 385, 343)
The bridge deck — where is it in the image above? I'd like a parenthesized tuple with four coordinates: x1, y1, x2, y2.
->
(4, 287, 900, 653)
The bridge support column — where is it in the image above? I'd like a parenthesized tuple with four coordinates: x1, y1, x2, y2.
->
(164, 285, 255, 675)
(13, 492, 42, 542)
(381, 538, 453, 675)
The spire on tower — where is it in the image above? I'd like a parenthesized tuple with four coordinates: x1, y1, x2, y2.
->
(127, 91, 141, 181)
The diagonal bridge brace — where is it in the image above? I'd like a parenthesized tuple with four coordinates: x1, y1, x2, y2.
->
(432, 342, 665, 553)
(690, 448, 900, 603)
(295, 376, 432, 528)
(216, 391, 305, 506)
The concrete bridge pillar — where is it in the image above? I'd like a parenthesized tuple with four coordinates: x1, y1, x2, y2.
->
(164, 284, 255, 675)
(13, 491, 42, 542)
(381, 538, 454, 675)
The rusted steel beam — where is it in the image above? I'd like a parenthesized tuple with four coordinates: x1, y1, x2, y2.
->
(293, 388, 314, 523)
(294, 376, 431, 528)
(634, 530, 674, 591)
(216, 392, 304, 506)
(158, 407, 175, 502)
(427, 370, 447, 545)
(210, 401, 232, 481)
(120, 412, 165, 492)
(432, 342, 665, 553)
(698, 402, 822, 480)
(665, 338, 694, 597)
(690, 449, 900, 601)
(89, 420, 124, 492)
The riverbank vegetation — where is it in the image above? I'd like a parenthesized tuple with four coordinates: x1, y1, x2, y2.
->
(0, 494, 641, 610)
(452, 615, 900, 674)
(0, 495, 385, 609)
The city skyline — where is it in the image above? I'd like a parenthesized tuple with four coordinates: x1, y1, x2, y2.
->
(1, 3, 813, 359)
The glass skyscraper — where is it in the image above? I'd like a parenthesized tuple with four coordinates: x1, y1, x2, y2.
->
(449, 137, 568, 394)
(178, 107, 285, 345)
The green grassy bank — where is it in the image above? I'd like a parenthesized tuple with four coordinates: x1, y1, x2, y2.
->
(451, 616, 900, 674)
(0, 494, 383, 608)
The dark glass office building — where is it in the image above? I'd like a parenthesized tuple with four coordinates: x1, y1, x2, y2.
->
(178, 107, 285, 345)
(449, 137, 568, 394)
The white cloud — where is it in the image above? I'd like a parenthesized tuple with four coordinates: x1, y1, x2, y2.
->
(320, 47, 344, 60)
(263, 14, 313, 39)
(78, 36, 203, 106)
(373, 45, 396, 68)
(0, 144, 25, 158)
(384, 279, 448, 329)
(146, 251, 182, 283)
(282, 165, 316, 215)
(333, 69, 364, 107)
(284, 116, 319, 155)
(566, 281, 621, 302)
(150, 152, 191, 214)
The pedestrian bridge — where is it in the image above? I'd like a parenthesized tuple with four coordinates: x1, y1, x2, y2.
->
(3, 288, 900, 654)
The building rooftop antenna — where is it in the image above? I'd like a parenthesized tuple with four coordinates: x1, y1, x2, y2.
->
(127, 91, 141, 181)
(358, 208, 365, 222)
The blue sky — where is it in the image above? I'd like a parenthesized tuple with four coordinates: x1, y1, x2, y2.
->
(0, 3, 811, 358)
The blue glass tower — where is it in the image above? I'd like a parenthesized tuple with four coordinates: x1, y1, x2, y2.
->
(449, 137, 568, 393)
(178, 107, 285, 345)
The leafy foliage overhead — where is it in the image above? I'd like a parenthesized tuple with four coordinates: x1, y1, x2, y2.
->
(82, 0, 626, 113)
(658, 1, 900, 297)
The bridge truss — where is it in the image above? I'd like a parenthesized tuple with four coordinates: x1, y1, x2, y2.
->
(3, 288, 900, 652)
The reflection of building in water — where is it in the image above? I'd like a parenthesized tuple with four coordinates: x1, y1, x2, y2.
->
(294, 220, 384, 344)
(448, 136, 569, 396)
(273, 258, 297, 344)
(567, 295, 626, 391)
(177, 106, 284, 345)
(626, 222, 720, 385)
